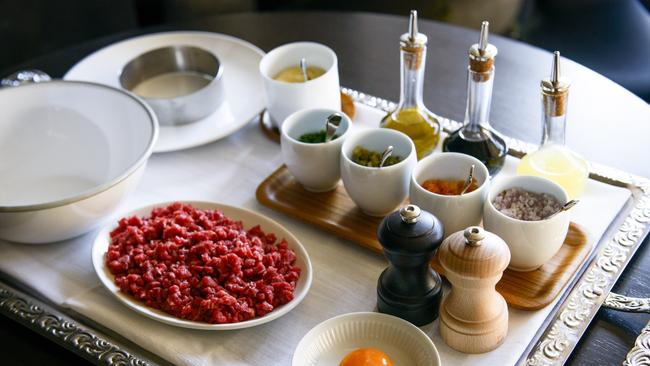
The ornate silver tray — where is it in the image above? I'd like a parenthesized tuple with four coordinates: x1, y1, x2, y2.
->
(1, 88, 649, 366)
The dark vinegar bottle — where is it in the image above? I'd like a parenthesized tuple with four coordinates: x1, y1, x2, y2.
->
(443, 21, 507, 176)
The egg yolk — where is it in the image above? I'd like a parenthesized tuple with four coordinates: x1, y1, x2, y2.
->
(339, 348, 394, 366)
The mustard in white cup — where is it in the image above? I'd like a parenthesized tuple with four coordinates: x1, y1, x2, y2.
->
(259, 42, 341, 129)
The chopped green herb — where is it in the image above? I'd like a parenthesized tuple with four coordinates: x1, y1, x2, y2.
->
(298, 130, 339, 143)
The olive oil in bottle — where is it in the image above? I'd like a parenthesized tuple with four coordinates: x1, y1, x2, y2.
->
(442, 21, 507, 176)
(380, 10, 440, 159)
(517, 52, 588, 199)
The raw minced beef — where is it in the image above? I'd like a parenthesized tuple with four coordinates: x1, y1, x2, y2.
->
(106, 202, 301, 324)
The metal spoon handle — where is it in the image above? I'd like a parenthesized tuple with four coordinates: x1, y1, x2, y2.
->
(561, 199, 579, 211)
(379, 145, 394, 168)
(547, 199, 579, 219)
(325, 113, 342, 142)
(460, 164, 476, 195)
(300, 58, 309, 82)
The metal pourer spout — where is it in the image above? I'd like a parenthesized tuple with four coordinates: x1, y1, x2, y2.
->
(400, 9, 427, 48)
(551, 51, 561, 87)
(541, 51, 570, 116)
(409, 10, 418, 42)
(541, 51, 570, 94)
(478, 21, 489, 54)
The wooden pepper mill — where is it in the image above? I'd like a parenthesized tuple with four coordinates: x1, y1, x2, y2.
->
(376, 204, 444, 326)
(438, 226, 510, 353)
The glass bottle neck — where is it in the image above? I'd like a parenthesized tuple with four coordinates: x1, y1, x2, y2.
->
(463, 67, 494, 136)
(541, 93, 568, 146)
(542, 113, 567, 146)
(397, 46, 426, 109)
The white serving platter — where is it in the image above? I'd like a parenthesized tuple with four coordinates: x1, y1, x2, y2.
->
(0, 89, 647, 366)
(65, 31, 265, 153)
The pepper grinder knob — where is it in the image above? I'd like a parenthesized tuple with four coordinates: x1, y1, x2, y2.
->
(376, 204, 444, 326)
(464, 226, 484, 246)
(400, 204, 420, 223)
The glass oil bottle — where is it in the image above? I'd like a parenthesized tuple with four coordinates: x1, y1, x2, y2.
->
(442, 21, 507, 176)
(517, 52, 588, 199)
(380, 10, 441, 160)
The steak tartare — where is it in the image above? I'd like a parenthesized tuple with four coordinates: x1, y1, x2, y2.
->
(106, 202, 301, 324)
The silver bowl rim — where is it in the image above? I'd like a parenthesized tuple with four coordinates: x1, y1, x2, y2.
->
(0, 80, 159, 213)
(118, 45, 224, 101)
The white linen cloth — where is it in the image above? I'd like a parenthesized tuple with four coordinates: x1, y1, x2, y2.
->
(0, 105, 631, 365)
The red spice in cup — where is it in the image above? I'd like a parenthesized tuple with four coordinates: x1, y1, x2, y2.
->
(421, 178, 479, 195)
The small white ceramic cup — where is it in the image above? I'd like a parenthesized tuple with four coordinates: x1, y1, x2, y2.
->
(410, 152, 490, 238)
(259, 42, 341, 129)
(341, 129, 417, 217)
(483, 175, 571, 272)
(281, 108, 351, 192)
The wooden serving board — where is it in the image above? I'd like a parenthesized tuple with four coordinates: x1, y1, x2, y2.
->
(256, 165, 591, 310)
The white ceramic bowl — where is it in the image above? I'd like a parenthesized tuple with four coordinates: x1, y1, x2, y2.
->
(483, 175, 571, 271)
(92, 201, 312, 330)
(292, 312, 441, 366)
(341, 129, 417, 217)
(281, 108, 351, 192)
(410, 152, 490, 238)
(259, 42, 341, 129)
(0, 81, 158, 243)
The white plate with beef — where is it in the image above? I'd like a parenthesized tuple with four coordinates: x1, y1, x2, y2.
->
(92, 201, 312, 330)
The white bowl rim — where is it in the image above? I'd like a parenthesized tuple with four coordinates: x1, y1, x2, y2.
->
(485, 175, 570, 224)
(411, 152, 490, 199)
(340, 128, 416, 172)
(92, 200, 313, 330)
(259, 41, 338, 86)
(280, 107, 351, 146)
(291, 311, 441, 366)
(0, 80, 159, 213)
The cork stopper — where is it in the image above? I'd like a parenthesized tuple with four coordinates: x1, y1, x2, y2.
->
(541, 51, 570, 117)
(400, 10, 427, 70)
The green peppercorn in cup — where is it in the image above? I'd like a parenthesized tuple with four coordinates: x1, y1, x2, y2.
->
(340, 128, 417, 216)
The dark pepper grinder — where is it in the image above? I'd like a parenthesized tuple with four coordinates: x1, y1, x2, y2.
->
(376, 204, 444, 326)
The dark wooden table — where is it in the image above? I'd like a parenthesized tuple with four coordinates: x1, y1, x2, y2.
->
(2, 11, 649, 366)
